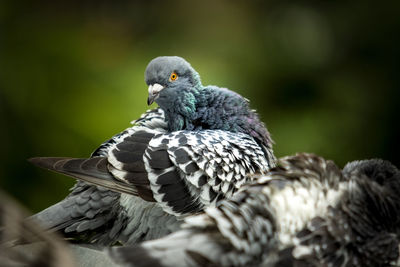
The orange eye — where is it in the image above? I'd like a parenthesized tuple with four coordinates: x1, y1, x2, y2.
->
(170, 72, 178, 81)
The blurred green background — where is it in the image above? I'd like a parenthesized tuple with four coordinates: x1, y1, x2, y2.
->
(1, 0, 399, 212)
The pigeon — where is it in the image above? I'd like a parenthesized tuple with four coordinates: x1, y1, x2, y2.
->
(109, 153, 400, 267)
(29, 56, 276, 246)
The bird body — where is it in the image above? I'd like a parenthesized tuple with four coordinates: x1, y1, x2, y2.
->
(30, 56, 275, 245)
(110, 153, 400, 267)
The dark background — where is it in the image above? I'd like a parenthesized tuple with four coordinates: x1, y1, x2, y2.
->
(1, 0, 399, 212)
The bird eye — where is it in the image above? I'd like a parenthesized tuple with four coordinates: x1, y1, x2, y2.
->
(169, 72, 178, 81)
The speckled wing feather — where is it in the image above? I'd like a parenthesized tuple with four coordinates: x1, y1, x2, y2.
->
(109, 153, 400, 267)
(109, 153, 340, 267)
(110, 184, 278, 267)
(140, 129, 274, 216)
(31, 129, 273, 218)
(285, 160, 400, 267)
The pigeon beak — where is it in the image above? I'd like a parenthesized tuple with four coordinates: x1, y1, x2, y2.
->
(147, 83, 164, 105)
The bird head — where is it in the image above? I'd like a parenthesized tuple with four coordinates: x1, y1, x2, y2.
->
(343, 159, 400, 190)
(343, 159, 400, 227)
(145, 56, 202, 106)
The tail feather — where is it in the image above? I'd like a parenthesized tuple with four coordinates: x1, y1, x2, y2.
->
(28, 157, 138, 196)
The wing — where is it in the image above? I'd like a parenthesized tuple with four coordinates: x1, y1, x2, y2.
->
(106, 154, 343, 267)
(92, 108, 167, 157)
(30, 129, 275, 218)
(139, 130, 275, 216)
(30, 108, 169, 245)
(94, 129, 274, 216)
(108, 180, 278, 267)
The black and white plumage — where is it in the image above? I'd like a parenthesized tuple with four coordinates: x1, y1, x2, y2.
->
(29, 56, 275, 245)
(109, 153, 400, 267)
(285, 158, 400, 267)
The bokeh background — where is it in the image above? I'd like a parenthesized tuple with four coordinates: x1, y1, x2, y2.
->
(1, 0, 399, 212)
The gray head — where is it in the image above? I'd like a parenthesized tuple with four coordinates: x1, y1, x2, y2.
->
(145, 56, 201, 105)
(343, 158, 400, 191)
